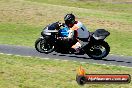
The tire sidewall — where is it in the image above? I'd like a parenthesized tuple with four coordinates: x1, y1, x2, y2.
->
(35, 38, 54, 53)
(86, 41, 110, 59)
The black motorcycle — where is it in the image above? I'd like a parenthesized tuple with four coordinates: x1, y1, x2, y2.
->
(35, 22, 110, 59)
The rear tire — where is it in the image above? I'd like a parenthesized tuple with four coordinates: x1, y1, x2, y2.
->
(35, 38, 54, 54)
(86, 41, 110, 59)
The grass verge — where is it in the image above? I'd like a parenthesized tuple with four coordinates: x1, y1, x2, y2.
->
(0, 54, 132, 88)
(27, 0, 132, 13)
(0, 23, 41, 46)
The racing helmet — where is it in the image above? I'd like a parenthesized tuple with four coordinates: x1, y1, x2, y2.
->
(64, 13, 75, 27)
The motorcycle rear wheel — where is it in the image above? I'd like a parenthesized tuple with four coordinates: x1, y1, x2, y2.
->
(86, 41, 110, 59)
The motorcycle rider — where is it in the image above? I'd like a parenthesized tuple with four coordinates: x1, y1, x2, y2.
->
(64, 13, 90, 53)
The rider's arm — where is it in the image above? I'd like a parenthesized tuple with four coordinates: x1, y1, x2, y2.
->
(70, 25, 79, 30)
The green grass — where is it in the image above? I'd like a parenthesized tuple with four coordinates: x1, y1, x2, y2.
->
(27, 0, 132, 13)
(0, 23, 41, 46)
(26, 0, 132, 23)
(0, 0, 132, 56)
(0, 54, 132, 88)
(108, 30, 132, 55)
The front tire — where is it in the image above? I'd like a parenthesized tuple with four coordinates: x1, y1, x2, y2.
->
(35, 38, 54, 54)
(86, 41, 110, 59)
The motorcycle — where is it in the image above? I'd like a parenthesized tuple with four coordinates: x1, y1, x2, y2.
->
(35, 22, 110, 59)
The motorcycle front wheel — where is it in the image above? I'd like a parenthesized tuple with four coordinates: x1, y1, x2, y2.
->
(35, 38, 54, 54)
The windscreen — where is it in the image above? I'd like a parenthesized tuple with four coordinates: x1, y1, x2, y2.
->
(48, 22, 60, 30)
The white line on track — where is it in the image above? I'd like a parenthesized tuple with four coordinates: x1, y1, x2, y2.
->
(15, 55, 24, 57)
(62, 60, 69, 62)
(54, 59, 60, 61)
(6, 54, 13, 56)
(25, 56, 32, 58)
(80, 62, 86, 64)
(42, 58, 50, 60)
(120, 55, 124, 56)
(73, 61, 77, 62)
(0, 53, 4, 55)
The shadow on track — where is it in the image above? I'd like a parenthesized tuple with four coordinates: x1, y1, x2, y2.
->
(52, 53, 132, 64)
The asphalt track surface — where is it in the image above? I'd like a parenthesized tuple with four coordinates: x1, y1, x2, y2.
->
(0, 44, 132, 67)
